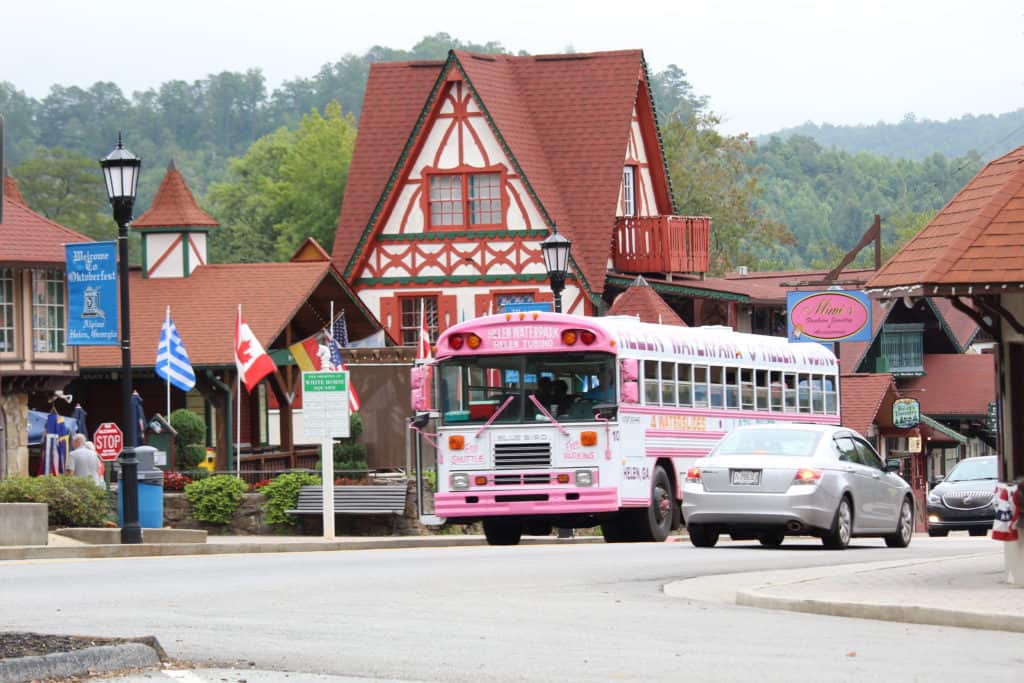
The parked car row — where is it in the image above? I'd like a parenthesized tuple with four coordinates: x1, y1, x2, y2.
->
(683, 424, 915, 549)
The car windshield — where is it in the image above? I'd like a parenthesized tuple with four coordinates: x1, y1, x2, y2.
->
(945, 457, 997, 482)
(713, 428, 823, 457)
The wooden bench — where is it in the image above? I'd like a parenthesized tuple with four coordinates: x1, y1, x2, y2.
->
(286, 485, 408, 518)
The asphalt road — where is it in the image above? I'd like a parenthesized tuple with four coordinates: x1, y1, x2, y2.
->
(2, 535, 1021, 682)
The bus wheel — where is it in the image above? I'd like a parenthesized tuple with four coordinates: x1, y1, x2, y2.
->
(523, 521, 552, 536)
(483, 518, 523, 546)
(635, 466, 673, 542)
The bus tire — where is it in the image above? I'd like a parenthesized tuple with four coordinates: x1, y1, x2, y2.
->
(634, 466, 673, 542)
(483, 518, 523, 546)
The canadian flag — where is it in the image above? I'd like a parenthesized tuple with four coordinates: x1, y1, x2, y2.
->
(235, 309, 276, 392)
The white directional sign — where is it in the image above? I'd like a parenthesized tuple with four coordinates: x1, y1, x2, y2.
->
(302, 371, 350, 439)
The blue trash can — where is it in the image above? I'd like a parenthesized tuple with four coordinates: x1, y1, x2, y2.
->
(117, 445, 163, 529)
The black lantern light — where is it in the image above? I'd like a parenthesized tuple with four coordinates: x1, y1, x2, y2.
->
(100, 133, 142, 544)
(540, 223, 571, 313)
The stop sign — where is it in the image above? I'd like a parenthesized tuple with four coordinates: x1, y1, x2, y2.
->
(93, 423, 123, 462)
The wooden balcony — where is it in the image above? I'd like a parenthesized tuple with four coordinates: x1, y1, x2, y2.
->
(612, 215, 710, 276)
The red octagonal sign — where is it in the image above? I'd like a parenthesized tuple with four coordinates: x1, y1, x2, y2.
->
(93, 423, 123, 462)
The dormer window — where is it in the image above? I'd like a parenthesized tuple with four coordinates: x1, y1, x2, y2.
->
(622, 166, 636, 217)
(426, 168, 506, 229)
(879, 323, 924, 375)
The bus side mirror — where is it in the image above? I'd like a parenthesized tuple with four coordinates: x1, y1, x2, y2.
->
(593, 403, 618, 421)
(411, 365, 433, 411)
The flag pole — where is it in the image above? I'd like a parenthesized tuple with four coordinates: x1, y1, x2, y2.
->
(165, 306, 171, 420)
(322, 300, 336, 538)
(236, 304, 242, 479)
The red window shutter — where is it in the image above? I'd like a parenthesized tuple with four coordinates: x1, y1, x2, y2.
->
(379, 295, 400, 343)
(475, 293, 491, 317)
(438, 295, 458, 332)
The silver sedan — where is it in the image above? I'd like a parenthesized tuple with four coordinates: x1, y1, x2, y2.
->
(682, 424, 914, 549)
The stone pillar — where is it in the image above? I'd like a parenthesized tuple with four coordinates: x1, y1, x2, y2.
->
(1, 392, 29, 478)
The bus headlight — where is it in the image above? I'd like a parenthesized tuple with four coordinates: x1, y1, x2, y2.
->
(450, 473, 470, 490)
(576, 470, 594, 487)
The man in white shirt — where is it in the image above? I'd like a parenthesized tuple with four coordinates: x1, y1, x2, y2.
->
(67, 434, 103, 486)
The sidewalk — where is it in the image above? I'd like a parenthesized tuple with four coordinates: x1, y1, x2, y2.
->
(665, 549, 1024, 634)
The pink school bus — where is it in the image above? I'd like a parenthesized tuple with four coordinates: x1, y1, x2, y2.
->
(410, 312, 840, 545)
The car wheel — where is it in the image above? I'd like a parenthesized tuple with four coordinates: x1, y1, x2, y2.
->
(483, 518, 522, 546)
(884, 498, 913, 548)
(969, 528, 988, 537)
(822, 496, 852, 549)
(758, 532, 785, 547)
(927, 528, 949, 538)
(688, 523, 719, 548)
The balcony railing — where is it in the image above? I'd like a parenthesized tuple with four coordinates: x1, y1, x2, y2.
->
(612, 215, 711, 275)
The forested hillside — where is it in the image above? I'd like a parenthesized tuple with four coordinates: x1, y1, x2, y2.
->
(760, 109, 1024, 162)
(0, 34, 1009, 272)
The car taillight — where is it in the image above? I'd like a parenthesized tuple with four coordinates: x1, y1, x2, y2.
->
(793, 468, 822, 484)
(686, 467, 701, 482)
(449, 334, 464, 350)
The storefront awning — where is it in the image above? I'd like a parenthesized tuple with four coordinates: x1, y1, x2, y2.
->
(920, 414, 969, 444)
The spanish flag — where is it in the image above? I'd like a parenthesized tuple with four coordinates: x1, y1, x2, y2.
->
(288, 336, 325, 372)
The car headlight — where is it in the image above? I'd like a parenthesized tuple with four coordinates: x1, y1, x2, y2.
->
(576, 470, 594, 487)
(450, 472, 470, 490)
(927, 493, 941, 505)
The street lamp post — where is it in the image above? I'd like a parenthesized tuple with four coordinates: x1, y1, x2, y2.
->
(100, 134, 142, 545)
(540, 224, 571, 313)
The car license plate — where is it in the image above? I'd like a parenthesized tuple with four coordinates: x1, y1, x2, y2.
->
(731, 469, 761, 485)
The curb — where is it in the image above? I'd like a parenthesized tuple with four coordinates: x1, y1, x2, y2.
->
(735, 589, 1024, 634)
(0, 534, 607, 561)
(0, 642, 161, 683)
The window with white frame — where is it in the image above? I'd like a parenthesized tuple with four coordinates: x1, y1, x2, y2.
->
(0, 268, 14, 353)
(400, 296, 438, 346)
(622, 166, 636, 216)
(428, 172, 503, 228)
(469, 173, 502, 225)
(32, 269, 65, 353)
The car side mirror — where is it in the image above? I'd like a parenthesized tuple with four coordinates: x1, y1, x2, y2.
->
(884, 459, 901, 473)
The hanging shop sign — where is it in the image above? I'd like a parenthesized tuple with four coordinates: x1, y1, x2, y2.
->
(893, 397, 921, 429)
(787, 290, 872, 343)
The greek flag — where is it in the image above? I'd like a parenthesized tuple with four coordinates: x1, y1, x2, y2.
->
(156, 308, 196, 391)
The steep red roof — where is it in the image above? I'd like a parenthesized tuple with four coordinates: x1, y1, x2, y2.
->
(79, 262, 342, 368)
(3, 172, 28, 206)
(133, 161, 218, 229)
(607, 276, 687, 326)
(840, 373, 899, 435)
(333, 49, 664, 295)
(1, 196, 91, 265)
(901, 354, 995, 417)
(868, 145, 1024, 291)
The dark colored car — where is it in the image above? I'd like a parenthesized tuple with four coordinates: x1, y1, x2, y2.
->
(927, 456, 998, 537)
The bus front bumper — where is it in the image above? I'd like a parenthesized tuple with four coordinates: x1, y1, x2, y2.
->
(435, 486, 620, 517)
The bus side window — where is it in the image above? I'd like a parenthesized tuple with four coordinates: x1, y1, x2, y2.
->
(725, 367, 739, 409)
(770, 371, 783, 412)
(693, 366, 708, 407)
(644, 360, 659, 405)
(709, 366, 724, 408)
(677, 363, 692, 407)
(661, 361, 676, 406)
(755, 369, 768, 411)
(798, 373, 811, 413)
(741, 368, 755, 411)
(784, 373, 797, 411)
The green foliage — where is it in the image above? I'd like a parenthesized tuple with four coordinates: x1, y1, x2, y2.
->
(184, 475, 248, 525)
(13, 147, 112, 239)
(259, 471, 321, 526)
(0, 476, 110, 527)
(331, 413, 367, 473)
(170, 409, 206, 469)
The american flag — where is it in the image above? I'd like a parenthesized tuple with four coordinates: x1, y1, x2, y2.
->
(327, 310, 361, 412)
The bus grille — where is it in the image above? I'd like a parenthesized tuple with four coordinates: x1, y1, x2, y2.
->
(493, 442, 551, 469)
(493, 473, 553, 486)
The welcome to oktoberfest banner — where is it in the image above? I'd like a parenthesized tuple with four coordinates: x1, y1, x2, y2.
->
(65, 241, 118, 346)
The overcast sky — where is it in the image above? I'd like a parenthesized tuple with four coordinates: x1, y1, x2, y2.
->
(2, 0, 1021, 136)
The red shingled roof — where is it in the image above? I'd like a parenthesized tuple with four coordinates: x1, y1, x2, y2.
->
(1, 191, 91, 266)
(133, 161, 218, 229)
(901, 354, 995, 417)
(80, 262, 336, 368)
(840, 373, 899, 435)
(868, 145, 1024, 291)
(3, 173, 27, 206)
(607, 276, 687, 326)
(333, 49, 666, 295)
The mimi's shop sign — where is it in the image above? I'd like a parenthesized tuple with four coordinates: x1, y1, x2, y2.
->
(787, 290, 872, 343)
(892, 397, 921, 429)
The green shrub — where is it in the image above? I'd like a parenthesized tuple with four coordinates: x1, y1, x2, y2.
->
(332, 413, 367, 473)
(170, 409, 206, 468)
(260, 471, 321, 526)
(0, 476, 110, 527)
(184, 475, 247, 524)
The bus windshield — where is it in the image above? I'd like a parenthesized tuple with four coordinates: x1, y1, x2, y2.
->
(438, 352, 616, 425)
